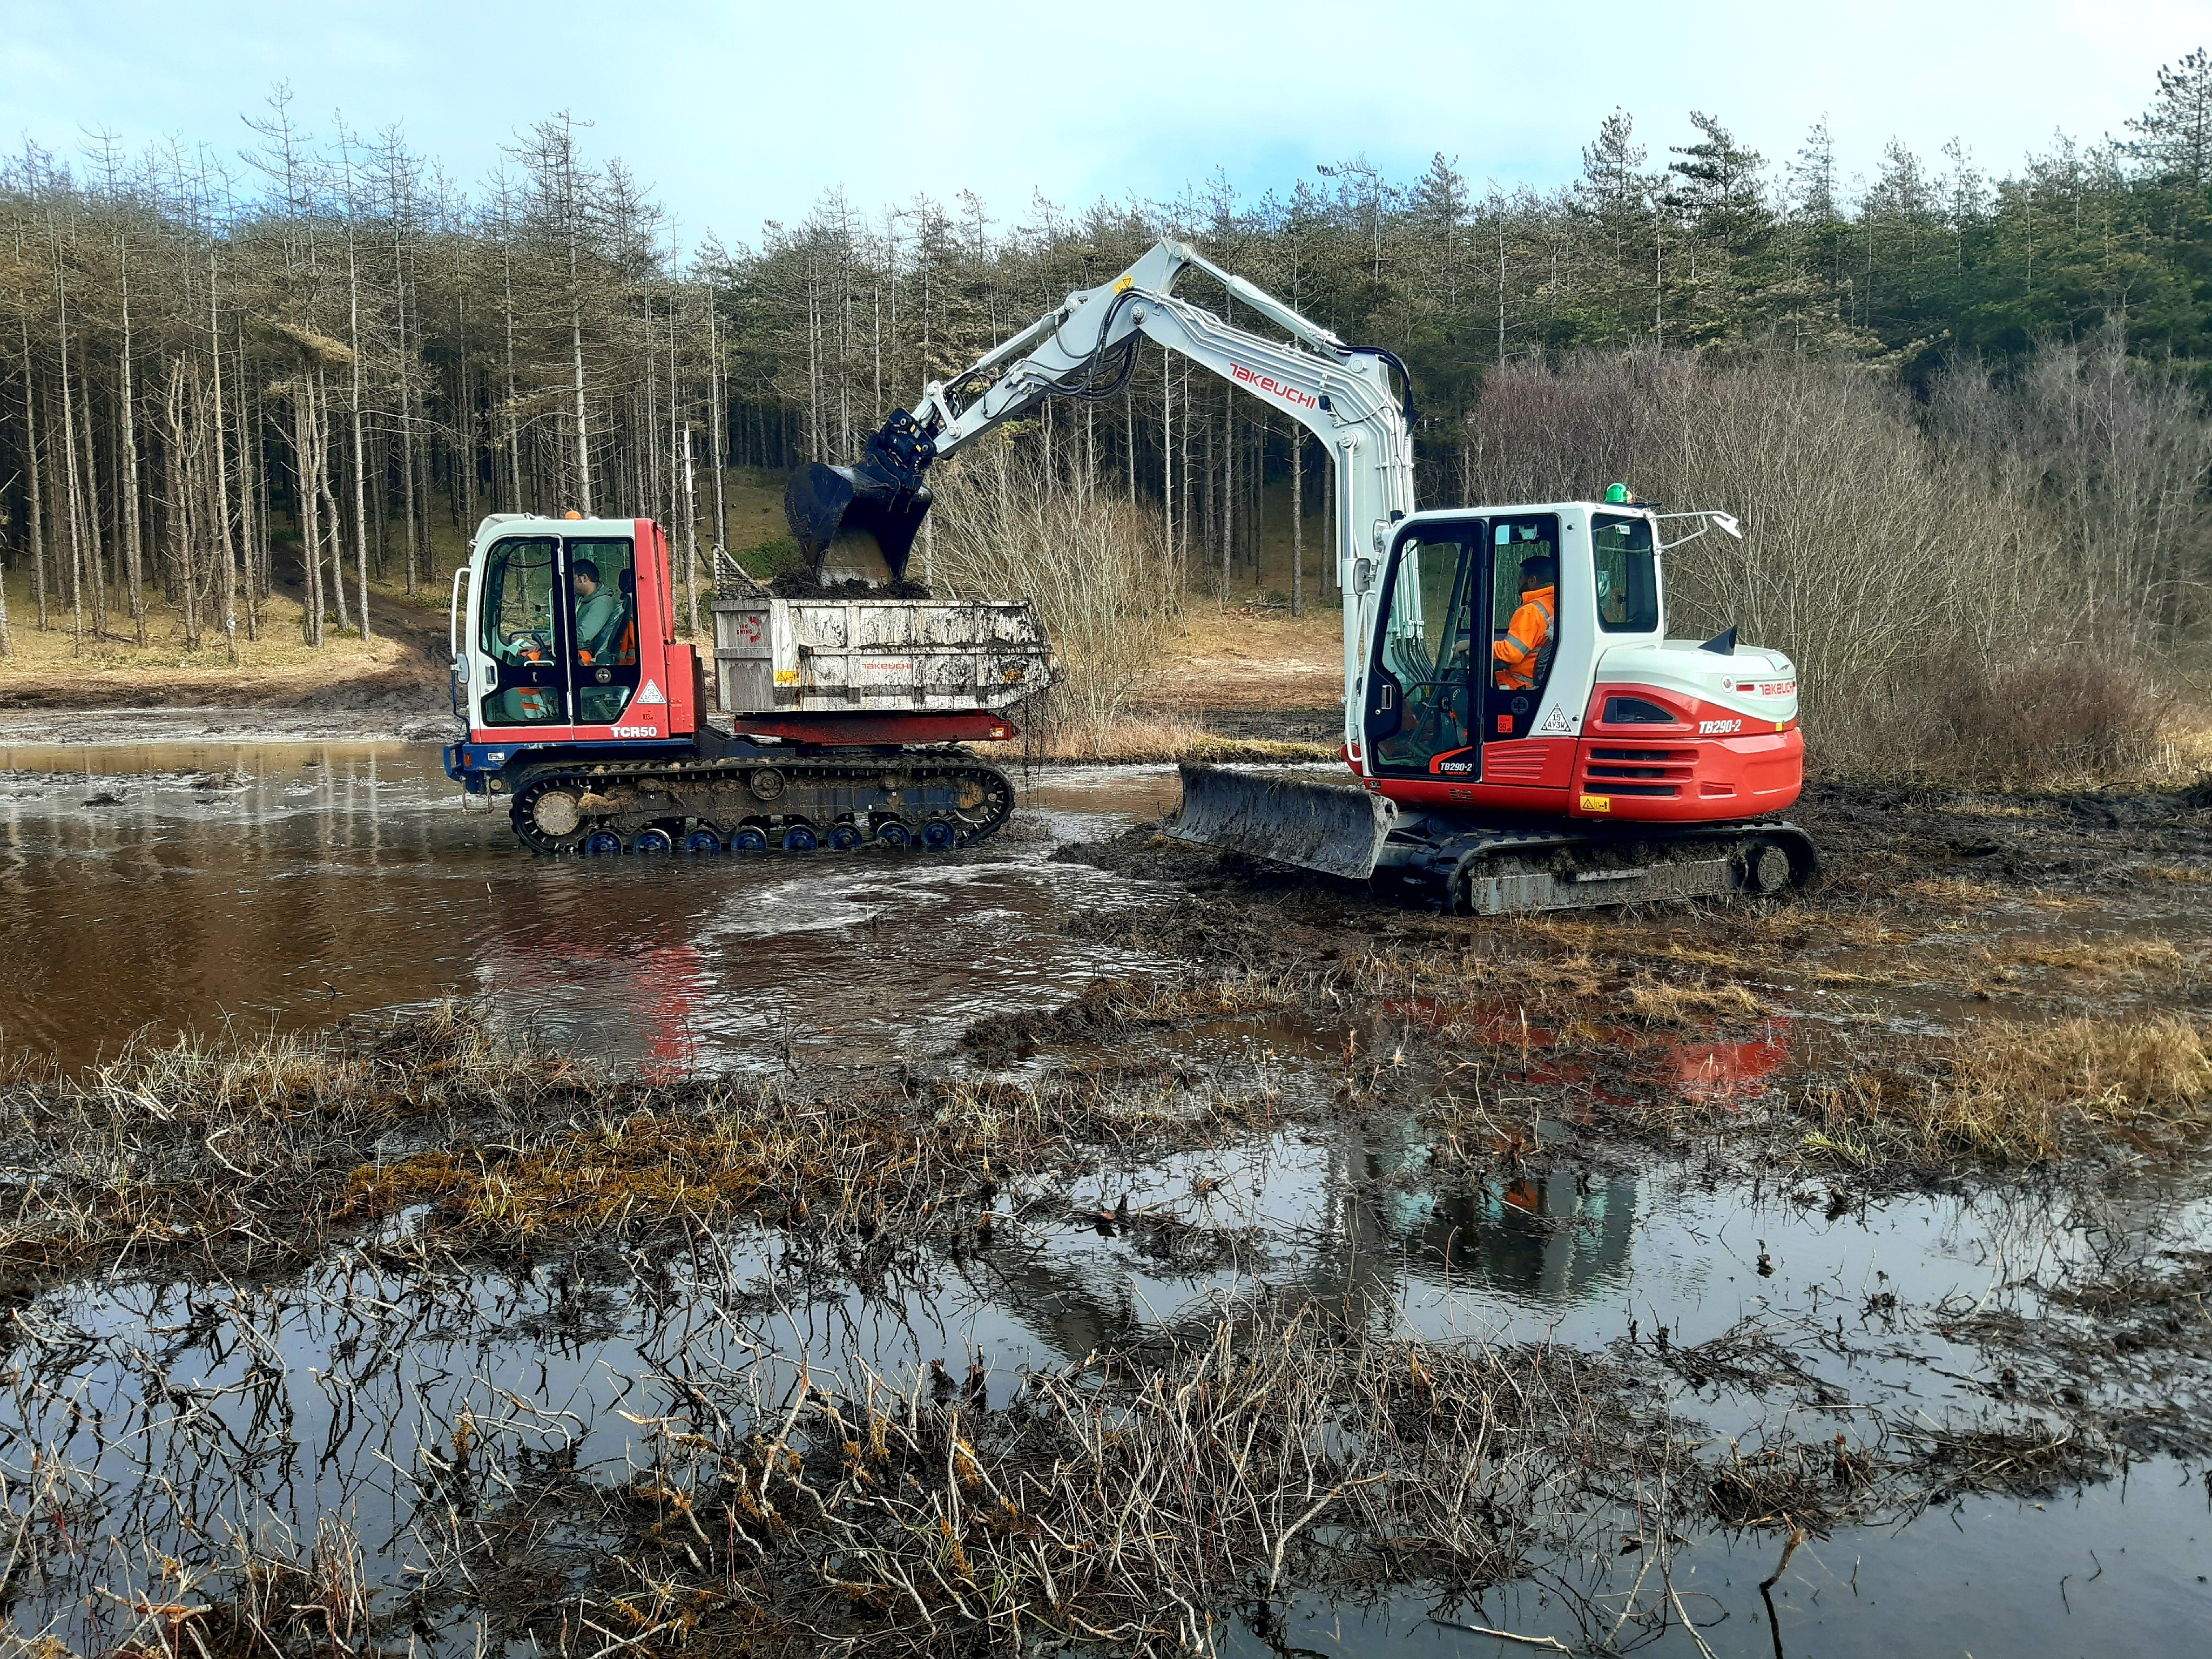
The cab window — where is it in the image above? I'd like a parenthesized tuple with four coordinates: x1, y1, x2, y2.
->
(480, 538, 559, 659)
(567, 538, 636, 666)
(1592, 513, 1659, 633)
(567, 537, 639, 726)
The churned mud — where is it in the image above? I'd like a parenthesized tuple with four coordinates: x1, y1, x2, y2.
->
(2, 744, 2210, 1656)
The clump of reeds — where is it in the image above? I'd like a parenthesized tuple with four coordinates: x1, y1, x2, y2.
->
(427, 1297, 1696, 1655)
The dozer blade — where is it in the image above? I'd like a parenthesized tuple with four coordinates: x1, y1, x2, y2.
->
(784, 461, 931, 584)
(1166, 762, 1396, 880)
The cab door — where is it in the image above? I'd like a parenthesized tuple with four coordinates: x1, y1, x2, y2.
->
(562, 534, 641, 728)
(1365, 519, 1487, 778)
(476, 535, 569, 729)
(1480, 512, 1563, 743)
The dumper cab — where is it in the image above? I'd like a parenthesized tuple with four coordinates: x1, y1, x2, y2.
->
(442, 515, 710, 800)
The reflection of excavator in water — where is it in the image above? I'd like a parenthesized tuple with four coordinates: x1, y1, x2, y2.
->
(448, 237, 1811, 911)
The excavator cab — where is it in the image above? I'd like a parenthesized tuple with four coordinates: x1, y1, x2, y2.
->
(1364, 512, 1563, 779)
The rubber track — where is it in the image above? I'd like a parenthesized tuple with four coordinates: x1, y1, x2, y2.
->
(508, 756, 1016, 856)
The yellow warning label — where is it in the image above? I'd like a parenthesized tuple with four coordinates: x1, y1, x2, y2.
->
(1580, 793, 1612, 813)
(1114, 274, 1135, 293)
(774, 669, 799, 684)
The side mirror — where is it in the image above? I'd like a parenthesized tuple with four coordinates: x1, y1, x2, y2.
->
(1713, 512, 1743, 539)
(1353, 557, 1375, 594)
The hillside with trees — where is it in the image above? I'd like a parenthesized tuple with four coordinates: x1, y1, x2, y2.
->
(2, 52, 2209, 772)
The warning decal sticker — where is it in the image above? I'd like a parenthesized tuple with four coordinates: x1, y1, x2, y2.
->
(636, 679, 667, 705)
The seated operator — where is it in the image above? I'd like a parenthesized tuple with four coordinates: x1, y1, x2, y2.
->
(1492, 554, 1557, 691)
(571, 559, 622, 664)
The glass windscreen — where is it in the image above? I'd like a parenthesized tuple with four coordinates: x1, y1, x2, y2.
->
(1592, 513, 1660, 632)
(480, 537, 559, 660)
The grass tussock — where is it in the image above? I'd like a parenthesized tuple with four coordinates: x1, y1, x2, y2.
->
(1993, 936, 2186, 976)
(0, 1004, 1283, 1286)
(1621, 979, 1764, 1026)
(1802, 1016, 2212, 1166)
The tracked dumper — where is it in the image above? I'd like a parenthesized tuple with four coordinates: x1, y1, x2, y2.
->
(442, 511, 1053, 855)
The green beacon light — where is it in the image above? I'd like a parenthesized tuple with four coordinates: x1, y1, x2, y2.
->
(1603, 482, 1630, 504)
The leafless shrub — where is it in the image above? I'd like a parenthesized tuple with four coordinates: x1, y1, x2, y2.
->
(926, 430, 1182, 757)
(1916, 648, 2174, 784)
(1464, 346, 2211, 783)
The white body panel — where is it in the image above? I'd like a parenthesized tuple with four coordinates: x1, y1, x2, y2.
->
(1594, 640, 1801, 726)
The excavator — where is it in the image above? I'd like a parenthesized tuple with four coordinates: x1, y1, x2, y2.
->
(444, 238, 1812, 913)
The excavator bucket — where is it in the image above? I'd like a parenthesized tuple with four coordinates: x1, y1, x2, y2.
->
(784, 462, 931, 585)
(1166, 762, 1397, 881)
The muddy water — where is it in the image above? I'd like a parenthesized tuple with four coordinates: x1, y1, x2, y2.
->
(0, 736, 1179, 1070)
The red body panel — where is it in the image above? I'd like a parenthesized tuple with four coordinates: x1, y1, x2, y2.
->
(1354, 681, 1803, 824)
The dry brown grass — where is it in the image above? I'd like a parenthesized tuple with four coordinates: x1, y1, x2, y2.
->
(1994, 936, 2187, 976)
(2142, 863, 2212, 885)
(0, 1004, 1291, 1284)
(1802, 1016, 2212, 1166)
(1621, 980, 1764, 1025)
(1903, 876, 2092, 912)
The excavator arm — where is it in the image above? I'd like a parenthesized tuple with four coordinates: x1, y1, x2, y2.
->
(790, 239, 1418, 758)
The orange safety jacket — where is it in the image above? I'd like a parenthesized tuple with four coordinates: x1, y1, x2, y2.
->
(510, 643, 556, 720)
(578, 618, 639, 667)
(1492, 585, 1556, 690)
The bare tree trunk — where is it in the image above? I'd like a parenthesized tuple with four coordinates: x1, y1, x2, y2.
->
(570, 267, 591, 513)
(316, 373, 351, 633)
(117, 237, 146, 645)
(166, 358, 200, 651)
(240, 366, 262, 641)
(1223, 399, 1237, 602)
(18, 323, 48, 630)
(71, 331, 107, 643)
(682, 423, 700, 638)
(56, 260, 87, 655)
(706, 290, 727, 558)
(293, 381, 323, 646)
(398, 349, 419, 594)
(208, 261, 238, 664)
(347, 234, 373, 640)
(1291, 430, 1304, 618)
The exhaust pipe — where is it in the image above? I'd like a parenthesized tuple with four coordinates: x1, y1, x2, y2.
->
(784, 411, 938, 584)
(1166, 762, 1396, 881)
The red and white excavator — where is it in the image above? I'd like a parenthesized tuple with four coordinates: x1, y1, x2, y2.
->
(445, 238, 1811, 912)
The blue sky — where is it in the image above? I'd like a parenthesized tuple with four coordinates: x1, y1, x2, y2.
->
(3, 0, 2197, 251)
